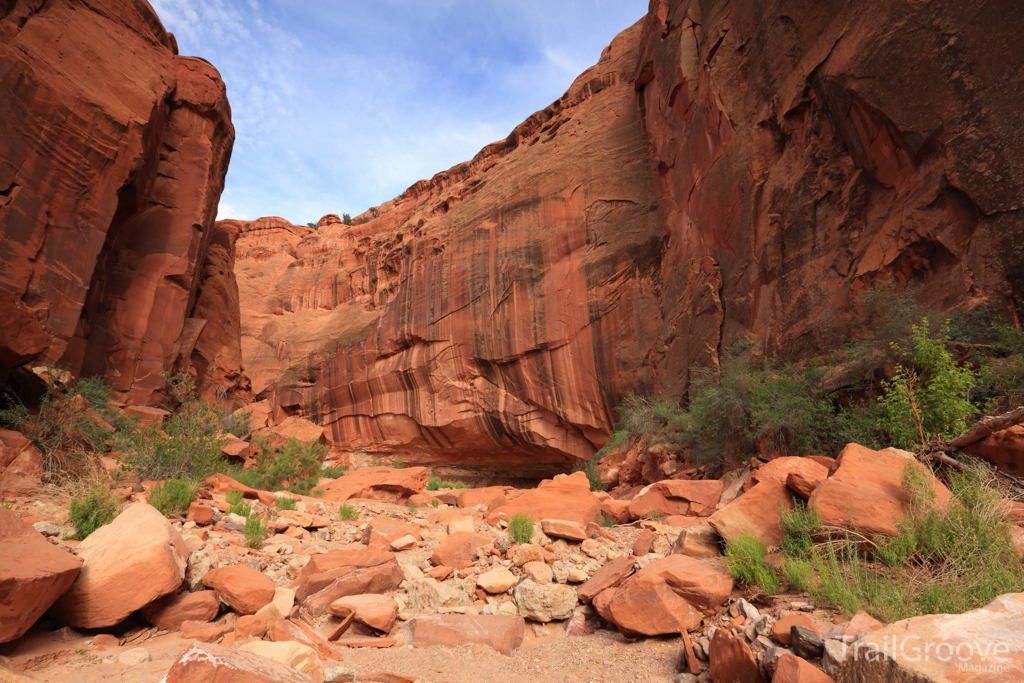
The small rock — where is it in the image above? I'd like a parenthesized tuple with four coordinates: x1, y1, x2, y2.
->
(477, 567, 517, 594)
(566, 568, 588, 583)
(522, 561, 553, 584)
(389, 534, 417, 551)
(448, 516, 475, 534)
(773, 653, 836, 682)
(822, 639, 846, 677)
(540, 519, 587, 542)
(773, 613, 819, 646)
(31, 521, 61, 537)
(237, 640, 324, 682)
(511, 544, 544, 567)
(762, 646, 792, 678)
(791, 624, 825, 660)
(117, 647, 151, 666)
(323, 664, 357, 683)
(581, 538, 607, 561)
(736, 598, 759, 620)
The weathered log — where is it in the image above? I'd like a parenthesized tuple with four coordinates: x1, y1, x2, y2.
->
(945, 407, 1024, 450)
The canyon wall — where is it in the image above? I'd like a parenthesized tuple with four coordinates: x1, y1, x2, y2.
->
(228, 0, 1024, 476)
(0, 0, 236, 404)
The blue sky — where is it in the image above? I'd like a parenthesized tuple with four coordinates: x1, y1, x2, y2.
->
(149, 0, 649, 223)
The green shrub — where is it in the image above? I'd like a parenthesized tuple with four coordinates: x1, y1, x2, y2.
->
(321, 465, 348, 479)
(647, 510, 662, 522)
(275, 496, 297, 511)
(244, 514, 266, 548)
(573, 458, 605, 492)
(232, 437, 327, 495)
(117, 377, 227, 481)
(724, 533, 780, 594)
(227, 500, 252, 518)
(392, 458, 406, 469)
(339, 503, 358, 521)
(431, 498, 439, 507)
(425, 477, 467, 491)
(221, 411, 250, 438)
(226, 490, 243, 505)
(69, 485, 120, 539)
(149, 479, 199, 517)
(600, 512, 616, 528)
(792, 461, 1024, 622)
(508, 513, 534, 544)
(0, 372, 118, 477)
(311, 488, 324, 497)
(880, 318, 976, 448)
(781, 557, 815, 591)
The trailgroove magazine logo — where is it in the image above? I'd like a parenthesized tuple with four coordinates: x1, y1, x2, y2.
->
(848, 636, 1013, 673)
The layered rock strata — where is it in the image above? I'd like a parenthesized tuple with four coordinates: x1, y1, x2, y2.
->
(222, 0, 1024, 474)
(0, 0, 235, 403)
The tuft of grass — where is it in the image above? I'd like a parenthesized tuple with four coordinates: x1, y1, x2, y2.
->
(69, 485, 120, 539)
(338, 503, 358, 521)
(508, 513, 534, 544)
(1, 501, 14, 510)
(425, 477, 467, 490)
(431, 499, 439, 507)
(781, 556, 815, 591)
(600, 512, 616, 528)
(149, 479, 199, 517)
(647, 510, 662, 523)
(724, 533, 780, 595)
(244, 514, 265, 548)
(780, 500, 820, 559)
(274, 496, 297, 511)
(321, 465, 348, 479)
(392, 458, 406, 469)
(311, 488, 325, 497)
(225, 490, 243, 505)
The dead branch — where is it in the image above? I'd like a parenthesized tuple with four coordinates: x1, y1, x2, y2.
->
(945, 406, 1024, 450)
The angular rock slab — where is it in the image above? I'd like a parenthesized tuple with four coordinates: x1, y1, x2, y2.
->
(54, 502, 187, 628)
(0, 430, 43, 496)
(709, 629, 766, 683)
(627, 479, 724, 520)
(291, 549, 403, 616)
(203, 565, 275, 615)
(773, 653, 836, 683)
(577, 555, 635, 604)
(809, 443, 951, 538)
(840, 592, 1024, 682)
(142, 590, 220, 631)
(406, 614, 526, 655)
(237, 640, 325, 682)
(487, 473, 602, 527)
(429, 531, 491, 567)
(513, 580, 577, 623)
(0, 508, 83, 643)
(320, 467, 429, 503)
(709, 478, 794, 547)
(163, 641, 318, 683)
(605, 555, 731, 636)
(329, 594, 399, 633)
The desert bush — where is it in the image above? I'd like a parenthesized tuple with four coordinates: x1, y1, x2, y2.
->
(244, 513, 266, 548)
(321, 465, 348, 479)
(724, 533, 780, 594)
(779, 500, 820, 559)
(0, 372, 119, 477)
(274, 496, 297, 511)
(232, 437, 327, 495)
(117, 375, 227, 481)
(880, 318, 976, 448)
(221, 411, 249, 438)
(778, 461, 1024, 622)
(149, 479, 198, 517)
(508, 513, 534, 544)
(226, 490, 243, 506)
(69, 484, 120, 539)
(338, 503, 358, 521)
(425, 477, 467, 491)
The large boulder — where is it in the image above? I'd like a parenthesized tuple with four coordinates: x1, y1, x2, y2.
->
(0, 508, 83, 643)
(142, 590, 220, 631)
(841, 592, 1024, 682)
(577, 555, 635, 604)
(328, 594, 399, 633)
(429, 531, 491, 567)
(709, 629, 766, 683)
(627, 479, 724, 520)
(963, 425, 1024, 477)
(291, 549, 403, 616)
(163, 641, 318, 683)
(709, 478, 794, 547)
(362, 518, 422, 550)
(319, 467, 428, 503)
(54, 502, 188, 628)
(487, 472, 601, 527)
(0, 430, 43, 496)
(512, 580, 577, 623)
(605, 555, 732, 636)
(405, 614, 526, 656)
(237, 640, 324, 682)
(203, 565, 276, 615)
(744, 456, 829, 493)
(809, 444, 950, 538)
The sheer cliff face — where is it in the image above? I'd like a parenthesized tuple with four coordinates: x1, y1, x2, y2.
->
(0, 0, 235, 404)
(230, 0, 1024, 475)
(231, 24, 664, 476)
(638, 0, 1024, 375)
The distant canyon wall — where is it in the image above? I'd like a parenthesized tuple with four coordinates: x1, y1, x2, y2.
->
(0, 0, 240, 405)
(225, 0, 1024, 475)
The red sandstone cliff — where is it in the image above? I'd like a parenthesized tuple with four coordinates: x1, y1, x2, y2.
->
(0, 0, 237, 404)
(223, 0, 1024, 476)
